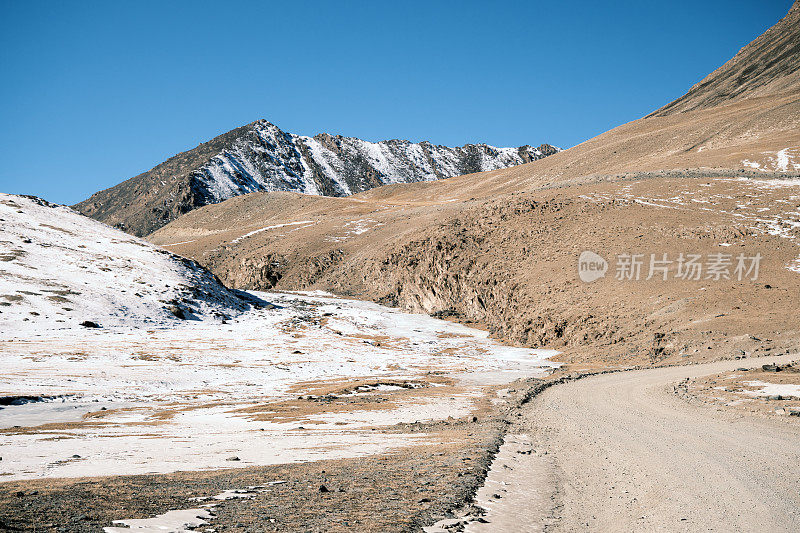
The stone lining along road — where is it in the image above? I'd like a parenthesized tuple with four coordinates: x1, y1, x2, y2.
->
(470, 354, 800, 532)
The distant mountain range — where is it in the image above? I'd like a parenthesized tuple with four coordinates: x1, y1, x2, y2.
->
(75, 120, 559, 236)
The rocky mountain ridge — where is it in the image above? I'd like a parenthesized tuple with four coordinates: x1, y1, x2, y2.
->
(649, 0, 800, 117)
(75, 120, 558, 236)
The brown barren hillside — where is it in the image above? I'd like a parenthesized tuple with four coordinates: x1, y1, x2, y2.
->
(150, 3, 800, 367)
(649, 0, 800, 117)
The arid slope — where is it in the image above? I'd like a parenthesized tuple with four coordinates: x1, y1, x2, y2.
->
(650, 1, 800, 117)
(150, 3, 800, 367)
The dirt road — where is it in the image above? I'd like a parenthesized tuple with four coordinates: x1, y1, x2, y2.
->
(469, 355, 800, 532)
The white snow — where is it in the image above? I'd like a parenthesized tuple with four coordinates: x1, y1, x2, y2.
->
(0, 194, 249, 332)
(0, 287, 557, 480)
(104, 507, 215, 532)
(160, 240, 196, 247)
(742, 380, 800, 399)
(634, 199, 682, 210)
(776, 148, 793, 172)
(0, 193, 559, 482)
(208, 488, 263, 501)
(299, 135, 353, 195)
(737, 177, 800, 188)
(325, 219, 384, 242)
(230, 220, 315, 244)
(106, 486, 269, 532)
(740, 147, 800, 172)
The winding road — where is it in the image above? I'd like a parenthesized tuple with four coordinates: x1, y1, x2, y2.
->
(468, 355, 800, 532)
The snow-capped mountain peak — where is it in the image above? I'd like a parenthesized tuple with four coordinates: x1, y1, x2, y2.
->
(75, 120, 559, 236)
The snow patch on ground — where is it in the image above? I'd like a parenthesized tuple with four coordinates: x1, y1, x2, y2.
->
(737, 177, 800, 188)
(106, 486, 276, 532)
(788, 255, 800, 274)
(0, 194, 559, 482)
(325, 219, 385, 242)
(0, 291, 557, 480)
(742, 380, 800, 399)
(741, 147, 800, 172)
(104, 507, 215, 533)
(230, 220, 315, 244)
(160, 240, 196, 247)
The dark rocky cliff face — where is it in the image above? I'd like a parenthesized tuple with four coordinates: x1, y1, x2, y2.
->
(75, 120, 559, 236)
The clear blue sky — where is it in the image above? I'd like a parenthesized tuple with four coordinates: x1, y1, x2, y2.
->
(0, 0, 793, 205)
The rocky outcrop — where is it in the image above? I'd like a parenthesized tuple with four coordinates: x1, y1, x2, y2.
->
(352, 198, 622, 351)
